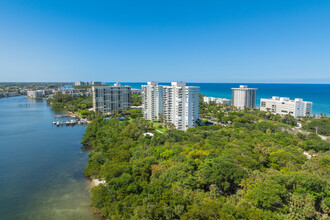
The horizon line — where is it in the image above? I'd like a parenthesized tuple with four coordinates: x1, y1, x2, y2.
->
(1, 81, 330, 85)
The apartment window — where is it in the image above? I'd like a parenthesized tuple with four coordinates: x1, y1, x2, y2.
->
(261, 102, 266, 107)
(271, 105, 276, 112)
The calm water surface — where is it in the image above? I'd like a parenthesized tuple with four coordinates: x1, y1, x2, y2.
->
(0, 96, 99, 220)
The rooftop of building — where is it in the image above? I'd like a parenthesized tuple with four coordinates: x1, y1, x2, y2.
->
(204, 96, 231, 100)
(261, 96, 312, 103)
(231, 85, 257, 90)
(92, 83, 130, 88)
(144, 81, 199, 89)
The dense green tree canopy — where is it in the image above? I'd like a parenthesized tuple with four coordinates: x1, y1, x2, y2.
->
(81, 99, 330, 219)
(302, 117, 330, 136)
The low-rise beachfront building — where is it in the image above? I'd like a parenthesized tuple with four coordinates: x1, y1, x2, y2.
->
(75, 81, 102, 86)
(92, 82, 131, 113)
(260, 96, 312, 118)
(91, 81, 102, 85)
(27, 90, 52, 98)
(0, 92, 20, 98)
(203, 96, 232, 105)
(74, 81, 87, 86)
(27, 90, 43, 98)
(52, 88, 76, 95)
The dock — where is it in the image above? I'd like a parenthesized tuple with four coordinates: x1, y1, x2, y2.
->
(52, 119, 88, 126)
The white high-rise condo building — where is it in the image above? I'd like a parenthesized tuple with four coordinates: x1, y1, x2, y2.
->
(142, 82, 164, 121)
(163, 82, 199, 131)
(142, 82, 199, 131)
(92, 82, 131, 113)
(232, 85, 257, 109)
(260, 96, 312, 118)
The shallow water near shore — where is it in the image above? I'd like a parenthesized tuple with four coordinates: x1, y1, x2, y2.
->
(0, 96, 100, 220)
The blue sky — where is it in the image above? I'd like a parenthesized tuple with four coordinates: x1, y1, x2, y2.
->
(0, 0, 330, 83)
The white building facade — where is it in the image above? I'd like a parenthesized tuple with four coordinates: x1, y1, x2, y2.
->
(142, 82, 164, 121)
(91, 81, 102, 85)
(92, 83, 131, 113)
(142, 82, 199, 131)
(27, 90, 44, 98)
(203, 96, 232, 105)
(74, 81, 90, 86)
(232, 85, 257, 109)
(27, 90, 52, 98)
(260, 96, 312, 118)
(75, 81, 102, 86)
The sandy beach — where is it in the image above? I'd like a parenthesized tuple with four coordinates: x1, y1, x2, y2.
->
(90, 178, 106, 188)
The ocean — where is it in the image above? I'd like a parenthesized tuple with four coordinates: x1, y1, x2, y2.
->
(107, 82, 330, 116)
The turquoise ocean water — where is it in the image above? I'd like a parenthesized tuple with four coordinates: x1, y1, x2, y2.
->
(108, 83, 330, 116)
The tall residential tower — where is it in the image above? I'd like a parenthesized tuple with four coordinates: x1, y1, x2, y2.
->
(142, 82, 199, 131)
(92, 82, 131, 113)
(142, 82, 164, 121)
(232, 85, 257, 109)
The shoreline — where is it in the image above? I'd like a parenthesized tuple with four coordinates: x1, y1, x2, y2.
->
(67, 111, 81, 119)
(89, 177, 106, 188)
(67, 111, 91, 124)
(87, 177, 107, 220)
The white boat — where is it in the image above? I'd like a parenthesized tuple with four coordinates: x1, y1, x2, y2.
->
(56, 121, 60, 126)
(53, 121, 56, 125)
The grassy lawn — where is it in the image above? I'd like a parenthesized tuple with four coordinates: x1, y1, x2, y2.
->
(126, 117, 167, 133)
(153, 122, 167, 133)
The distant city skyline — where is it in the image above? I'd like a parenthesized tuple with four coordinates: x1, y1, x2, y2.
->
(1, 0, 330, 83)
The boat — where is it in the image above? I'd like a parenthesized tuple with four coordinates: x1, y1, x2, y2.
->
(60, 121, 64, 126)
(55, 114, 66, 118)
(56, 121, 60, 126)
(53, 121, 56, 125)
